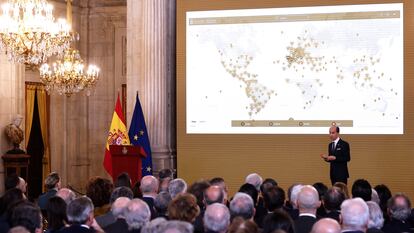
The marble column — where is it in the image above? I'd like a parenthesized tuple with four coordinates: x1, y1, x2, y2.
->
(127, 0, 176, 175)
(0, 54, 25, 194)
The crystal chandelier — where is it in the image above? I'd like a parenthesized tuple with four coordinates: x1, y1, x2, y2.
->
(0, 0, 74, 65)
(39, 48, 100, 96)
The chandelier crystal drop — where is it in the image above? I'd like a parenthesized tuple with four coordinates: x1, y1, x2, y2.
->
(39, 48, 100, 97)
(0, 0, 74, 65)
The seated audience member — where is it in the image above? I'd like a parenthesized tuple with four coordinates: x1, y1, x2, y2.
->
(255, 178, 278, 227)
(284, 184, 303, 220)
(313, 182, 328, 217)
(154, 191, 172, 219)
(294, 185, 321, 233)
(203, 203, 230, 233)
(168, 193, 200, 224)
(382, 193, 412, 233)
(59, 196, 97, 233)
(5, 174, 27, 194)
(132, 181, 143, 199)
(262, 210, 295, 233)
(340, 198, 369, 233)
(140, 175, 159, 219)
(56, 188, 76, 205)
(125, 199, 151, 233)
(366, 201, 384, 233)
(168, 178, 187, 199)
(115, 172, 132, 189)
(263, 186, 286, 212)
(38, 172, 61, 213)
(333, 182, 350, 199)
(245, 173, 263, 192)
(210, 177, 229, 204)
(188, 180, 211, 211)
(10, 202, 42, 233)
(323, 187, 345, 222)
(373, 184, 392, 222)
(260, 178, 278, 193)
(158, 169, 173, 192)
(0, 188, 25, 232)
(158, 220, 194, 233)
(205, 185, 225, 205)
(45, 196, 67, 233)
(310, 218, 341, 233)
(238, 183, 259, 208)
(228, 217, 259, 233)
(103, 197, 131, 233)
(140, 217, 167, 233)
(351, 179, 372, 201)
(96, 186, 133, 228)
(86, 177, 113, 217)
(229, 192, 255, 221)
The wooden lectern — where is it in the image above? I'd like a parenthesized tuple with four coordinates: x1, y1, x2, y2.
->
(109, 145, 146, 186)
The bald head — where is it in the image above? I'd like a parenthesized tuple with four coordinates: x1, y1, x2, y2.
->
(205, 185, 225, 205)
(311, 218, 341, 233)
(297, 185, 320, 214)
(56, 188, 76, 204)
(140, 175, 159, 196)
(112, 197, 131, 219)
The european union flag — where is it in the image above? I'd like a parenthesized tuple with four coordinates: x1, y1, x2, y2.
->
(129, 93, 153, 176)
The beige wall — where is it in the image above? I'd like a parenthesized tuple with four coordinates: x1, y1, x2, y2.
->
(177, 0, 414, 198)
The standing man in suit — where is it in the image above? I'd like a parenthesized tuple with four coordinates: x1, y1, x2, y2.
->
(321, 126, 351, 185)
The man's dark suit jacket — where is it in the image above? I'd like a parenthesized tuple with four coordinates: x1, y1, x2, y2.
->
(58, 224, 95, 233)
(325, 210, 340, 222)
(294, 215, 317, 233)
(142, 196, 156, 219)
(382, 218, 414, 233)
(38, 189, 57, 210)
(104, 218, 129, 233)
(328, 138, 350, 184)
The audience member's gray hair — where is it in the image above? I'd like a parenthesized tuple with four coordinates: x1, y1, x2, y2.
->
(155, 191, 172, 213)
(141, 217, 167, 233)
(56, 188, 76, 205)
(341, 198, 369, 231)
(158, 220, 194, 233)
(112, 197, 130, 219)
(290, 184, 303, 208)
(366, 201, 384, 229)
(168, 178, 187, 198)
(371, 189, 380, 205)
(125, 199, 151, 230)
(140, 176, 159, 194)
(66, 196, 94, 224)
(298, 185, 320, 210)
(245, 173, 263, 191)
(204, 203, 230, 232)
(230, 192, 255, 220)
(110, 186, 134, 203)
(388, 193, 412, 221)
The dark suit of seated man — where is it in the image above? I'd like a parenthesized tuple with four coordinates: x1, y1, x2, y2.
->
(59, 197, 98, 233)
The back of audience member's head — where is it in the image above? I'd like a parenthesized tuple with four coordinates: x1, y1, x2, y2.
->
(125, 198, 151, 230)
(351, 179, 372, 201)
(155, 191, 172, 216)
(340, 198, 369, 231)
(204, 185, 225, 205)
(46, 196, 67, 231)
(56, 188, 76, 205)
(263, 186, 285, 212)
(168, 178, 187, 198)
(289, 184, 303, 209)
(115, 172, 132, 189)
(168, 193, 200, 223)
(262, 210, 295, 233)
(85, 176, 113, 207)
(140, 175, 159, 195)
(0, 188, 24, 215)
(44, 172, 60, 190)
(158, 220, 194, 233)
(366, 201, 384, 229)
(132, 181, 143, 199)
(141, 217, 167, 233)
(238, 183, 258, 207)
(333, 182, 349, 199)
(112, 197, 130, 219)
(371, 188, 380, 204)
(66, 196, 94, 225)
(8, 226, 30, 233)
(228, 217, 259, 233)
(387, 193, 411, 221)
(210, 177, 228, 202)
(187, 180, 211, 210)
(374, 184, 392, 214)
(310, 218, 341, 233)
(5, 174, 20, 191)
(313, 182, 328, 200)
(158, 169, 173, 180)
(204, 203, 230, 233)
(245, 173, 263, 192)
(297, 185, 321, 212)
(230, 192, 255, 220)
(260, 178, 278, 194)
(10, 202, 42, 233)
(323, 187, 345, 211)
(110, 186, 133, 203)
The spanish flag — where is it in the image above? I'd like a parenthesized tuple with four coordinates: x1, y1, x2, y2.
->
(103, 94, 130, 177)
